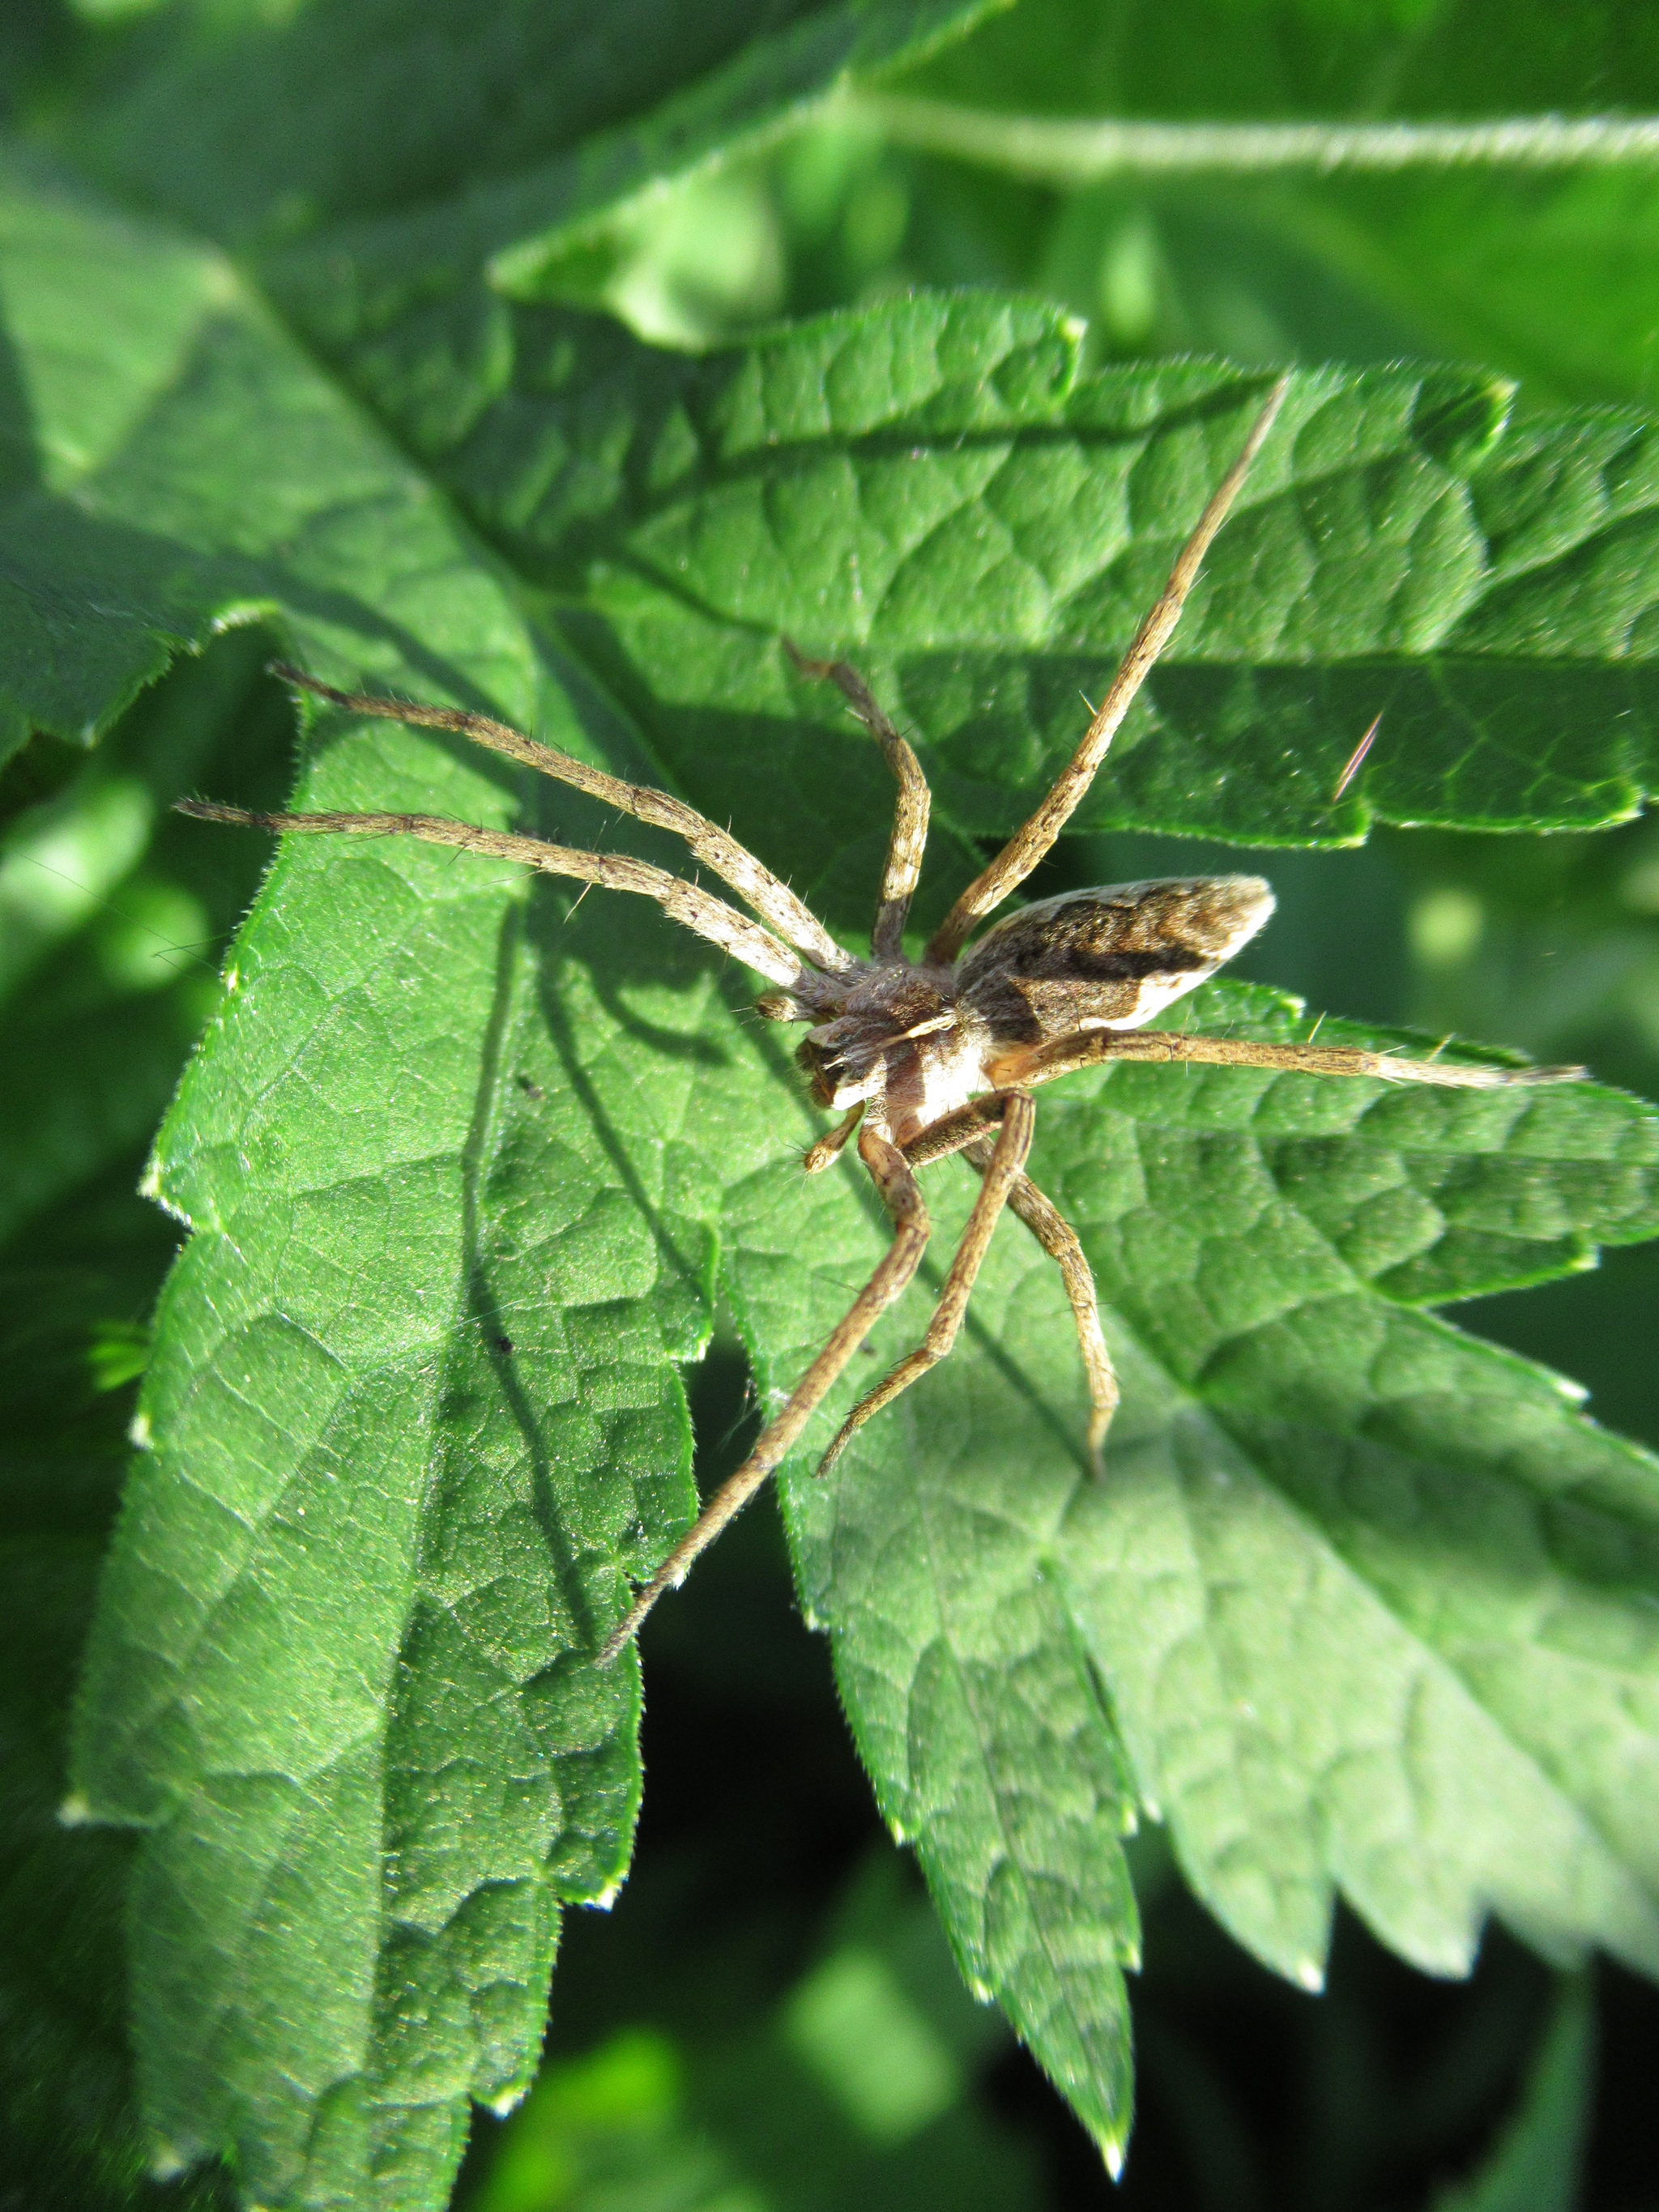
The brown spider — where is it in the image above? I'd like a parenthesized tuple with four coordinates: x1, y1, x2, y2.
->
(177, 373, 1580, 1664)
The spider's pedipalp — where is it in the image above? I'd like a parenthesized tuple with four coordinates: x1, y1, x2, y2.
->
(804, 1104, 865, 1174)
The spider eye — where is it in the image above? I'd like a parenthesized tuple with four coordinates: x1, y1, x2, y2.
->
(797, 1027, 865, 1109)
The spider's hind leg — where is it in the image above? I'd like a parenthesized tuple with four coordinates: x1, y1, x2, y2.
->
(816, 1091, 1036, 1477)
(966, 1142, 1118, 1477)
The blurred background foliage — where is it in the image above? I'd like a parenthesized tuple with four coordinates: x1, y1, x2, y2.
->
(3, 0, 1659, 2205)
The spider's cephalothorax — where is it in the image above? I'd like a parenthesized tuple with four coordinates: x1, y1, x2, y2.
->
(791, 877, 1276, 1150)
(176, 373, 1581, 1661)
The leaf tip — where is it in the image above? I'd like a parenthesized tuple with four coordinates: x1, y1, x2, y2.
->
(1102, 2133, 1128, 2180)
(1294, 1957, 1325, 1993)
(129, 1409, 154, 1451)
(136, 1153, 194, 1229)
(966, 1975, 995, 2005)
(590, 1881, 622, 1912)
(56, 1793, 94, 1828)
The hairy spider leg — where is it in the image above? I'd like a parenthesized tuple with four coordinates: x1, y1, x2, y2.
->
(989, 1025, 1588, 1093)
(886, 1012, 1581, 1481)
(963, 1140, 1118, 1477)
(892, 1024, 1583, 1191)
(597, 1125, 930, 1664)
(816, 1092, 1035, 1476)
(271, 663, 852, 982)
(785, 644, 931, 957)
(926, 371, 1294, 966)
(173, 801, 814, 993)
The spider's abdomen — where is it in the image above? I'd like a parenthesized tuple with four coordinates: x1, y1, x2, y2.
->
(957, 876, 1273, 1051)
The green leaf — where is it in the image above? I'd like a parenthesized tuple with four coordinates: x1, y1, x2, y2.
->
(740, 1008, 1659, 2157)
(5, 59, 1656, 2205)
(0, 147, 561, 771)
(476, 1853, 1043, 2212)
(0, 157, 245, 762)
(1095, 977, 1659, 1307)
(66, 0, 1012, 266)
(893, 0, 1659, 408)
(1, 1311, 244, 2210)
(0, 633, 293, 1243)
(71, 833, 719, 2201)
(1213, 170, 1659, 411)
(267, 272, 1659, 848)
(13, 152, 1659, 843)
(907, 0, 1659, 124)
(0, 634, 300, 2208)
(1431, 1973, 1594, 2212)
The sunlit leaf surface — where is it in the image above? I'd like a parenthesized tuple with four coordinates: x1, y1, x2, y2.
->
(0, 2, 1655, 2205)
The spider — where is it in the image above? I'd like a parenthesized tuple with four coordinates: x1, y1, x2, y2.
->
(178, 372, 1579, 1664)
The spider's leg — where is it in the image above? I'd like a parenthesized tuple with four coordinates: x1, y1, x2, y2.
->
(900, 1090, 1023, 1168)
(271, 663, 851, 978)
(175, 801, 812, 991)
(898, 1029, 1584, 1174)
(599, 1127, 929, 1662)
(786, 644, 930, 958)
(987, 1026, 1587, 1093)
(963, 1139, 1117, 1477)
(925, 373, 1291, 965)
(816, 1092, 1035, 1477)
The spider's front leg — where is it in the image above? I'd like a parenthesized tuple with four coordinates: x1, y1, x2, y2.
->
(785, 642, 931, 957)
(599, 1125, 930, 1661)
(815, 1090, 1038, 1477)
(173, 799, 825, 997)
